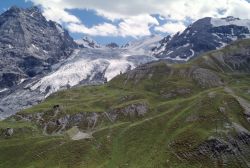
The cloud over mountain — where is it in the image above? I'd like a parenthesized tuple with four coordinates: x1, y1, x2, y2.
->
(26, 0, 250, 37)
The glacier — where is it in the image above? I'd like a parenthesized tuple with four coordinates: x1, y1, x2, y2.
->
(0, 35, 161, 118)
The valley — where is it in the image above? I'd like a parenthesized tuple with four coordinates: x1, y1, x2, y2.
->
(1, 38, 250, 167)
(0, 5, 250, 168)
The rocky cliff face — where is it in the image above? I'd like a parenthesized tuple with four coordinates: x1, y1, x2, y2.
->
(0, 6, 77, 89)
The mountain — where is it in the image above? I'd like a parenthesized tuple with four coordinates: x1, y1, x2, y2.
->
(1, 38, 249, 167)
(0, 6, 77, 89)
(153, 16, 250, 61)
(0, 6, 78, 118)
(75, 36, 102, 49)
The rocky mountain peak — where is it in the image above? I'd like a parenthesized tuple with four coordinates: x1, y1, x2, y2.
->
(3, 6, 42, 19)
(0, 6, 77, 89)
(8, 5, 21, 12)
(153, 16, 250, 61)
(76, 36, 102, 48)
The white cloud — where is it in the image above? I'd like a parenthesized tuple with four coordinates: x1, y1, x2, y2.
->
(27, 0, 250, 20)
(155, 22, 186, 34)
(42, 7, 81, 24)
(118, 15, 159, 37)
(67, 14, 159, 38)
(67, 23, 119, 36)
(224, 0, 250, 19)
(26, 0, 250, 37)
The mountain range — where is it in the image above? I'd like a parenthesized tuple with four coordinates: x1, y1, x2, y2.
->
(1, 7, 250, 119)
(0, 6, 250, 167)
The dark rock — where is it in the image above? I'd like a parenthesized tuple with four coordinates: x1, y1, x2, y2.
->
(191, 68, 223, 88)
(106, 42, 119, 48)
(0, 128, 14, 137)
(13, 102, 149, 134)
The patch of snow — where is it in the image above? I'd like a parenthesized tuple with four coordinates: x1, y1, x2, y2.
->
(18, 78, 27, 85)
(24, 79, 39, 89)
(171, 55, 190, 61)
(7, 44, 13, 49)
(0, 88, 8, 93)
(212, 33, 221, 39)
(30, 11, 35, 17)
(43, 50, 48, 54)
(166, 50, 173, 55)
(219, 42, 228, 49)
(177, 43, 190, 50)
(55, 24, 64, 34)
(229, 35, 237, 41)
(183, 43, 190, 48)
(28, 44, 39, 52)
(153, 43, 167, 56)
(190, 49, 195, 57)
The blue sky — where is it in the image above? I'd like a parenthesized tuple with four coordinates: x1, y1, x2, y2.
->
(1, 0, 250, 45)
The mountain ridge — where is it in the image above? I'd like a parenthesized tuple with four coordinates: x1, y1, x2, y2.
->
(153, 16, 250, 61)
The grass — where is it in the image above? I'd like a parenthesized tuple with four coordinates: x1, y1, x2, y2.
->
(1, 39, 250, 167)
(0, 83, 249, 167)
(22, 85, 134, 114)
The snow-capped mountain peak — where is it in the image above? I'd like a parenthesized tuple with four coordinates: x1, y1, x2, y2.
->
(75, 36, 102, 49)
(153, 16, 250, 61)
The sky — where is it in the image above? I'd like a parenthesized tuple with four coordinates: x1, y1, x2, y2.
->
(1, 0, 250, 45)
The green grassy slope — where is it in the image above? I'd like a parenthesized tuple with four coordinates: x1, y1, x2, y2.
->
(0, 39, 250, 168)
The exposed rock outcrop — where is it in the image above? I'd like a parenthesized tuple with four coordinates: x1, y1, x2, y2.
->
(13, 102, 149, 134)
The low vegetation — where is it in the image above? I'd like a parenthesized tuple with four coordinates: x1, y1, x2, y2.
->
(0, 39, 250, 168)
